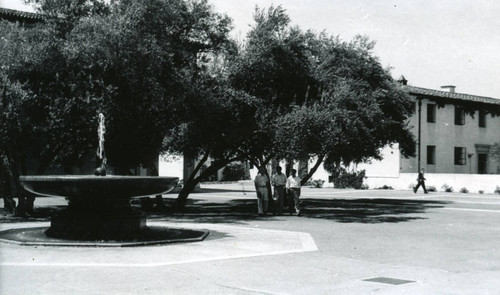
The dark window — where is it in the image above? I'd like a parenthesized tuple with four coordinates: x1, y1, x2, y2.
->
(427, 146, 436, 165)
(454, 147, 466, 165)
(479, 110, 486, 128)
(455, 106, 465, 125)
(427, 104, 436, 123)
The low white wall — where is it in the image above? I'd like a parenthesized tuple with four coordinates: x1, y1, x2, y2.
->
(365, 173, 500, 194)
(159, 154, 500, 194)
(159, 154, 183, 180)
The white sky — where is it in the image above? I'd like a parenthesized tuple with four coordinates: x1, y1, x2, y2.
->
(210, 0, 500, 99)
(3, 0, 500, 98)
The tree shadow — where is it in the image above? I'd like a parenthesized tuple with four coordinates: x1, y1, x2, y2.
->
(0, 206, 63, 223)
(147, 199, 258, 224)
(0, 197, 450, 225)
(301, 198, 449, 223)
(147, 197, 449, 224)
(196, 188, 248, 193)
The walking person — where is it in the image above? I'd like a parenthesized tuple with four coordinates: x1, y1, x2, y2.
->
(271, 166, 287, 215)
(414, 168, 428, 194)
(286, 169, 302, 216)
(254, 168, 270, 216)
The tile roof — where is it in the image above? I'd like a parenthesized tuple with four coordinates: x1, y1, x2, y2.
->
(403, 85, 500, 106)
(0, 7, 45, 22)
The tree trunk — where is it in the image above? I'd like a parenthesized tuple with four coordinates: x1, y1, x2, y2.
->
(175, 155, 241, 210)
(1, 154, 16, 213)
(301, 154, 325, 186)
(150, 162, 167, 210)
(175, 152, 210, 210)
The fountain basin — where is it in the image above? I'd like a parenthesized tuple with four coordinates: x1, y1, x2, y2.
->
(19, 175, 180, 240)
(20, 175, 179, 200)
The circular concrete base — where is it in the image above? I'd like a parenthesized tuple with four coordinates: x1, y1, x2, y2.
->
(0, 226, 209, 247)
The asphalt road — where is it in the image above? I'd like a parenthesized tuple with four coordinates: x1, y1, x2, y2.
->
(1, 184, 500, 294)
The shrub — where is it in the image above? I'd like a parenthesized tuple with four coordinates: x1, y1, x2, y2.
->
(460, 187, 469, 193)
(221, 162, 247, 181)
(496, 186, 500, 195)
(361, 184, 369, 190)
(306, 179, 325, 188)
(442, 184, 453, 192)
(479, 190, 484, 194)
(377, 185, 393, 190)
(427, 185, 437, 192)
(200, 165, 218, 181)
(331, 168, 366, 189)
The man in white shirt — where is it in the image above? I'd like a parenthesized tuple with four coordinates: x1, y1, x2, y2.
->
(254, 168, 270, 216)
(271, 166, 287, 215)
(286, 169, 302, 216)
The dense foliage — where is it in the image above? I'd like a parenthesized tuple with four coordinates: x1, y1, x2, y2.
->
(221, 162, 248, 181)
(2, 2, 420, 210)
(329, 167, 367, 189)
(230, 7, 416, 185)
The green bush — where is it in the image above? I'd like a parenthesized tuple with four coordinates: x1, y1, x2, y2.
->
(442, 184, 453, 192)
(306, 179, 325, 188)
(221, 162, 247, 181)
(460, 187, 469, 193)
(427, 185, 437, 192)
(200, 165, 218, 181)
(376, 185, 393, 190)
(331, 168, 366, 189)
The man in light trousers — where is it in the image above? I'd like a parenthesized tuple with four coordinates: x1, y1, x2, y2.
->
(286, 169, 302, 216)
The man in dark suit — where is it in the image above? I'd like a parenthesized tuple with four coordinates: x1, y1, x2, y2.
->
(414, 168, 428, 194)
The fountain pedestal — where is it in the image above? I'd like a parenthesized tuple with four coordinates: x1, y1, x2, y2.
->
(20, 175, 178, 240)
(47, 198, 146, 239)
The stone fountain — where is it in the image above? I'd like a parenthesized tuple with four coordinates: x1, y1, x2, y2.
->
(20, 175, 178, 240)
(0, 114, 207, 246)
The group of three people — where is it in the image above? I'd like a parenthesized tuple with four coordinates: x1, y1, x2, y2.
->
(254, 166, 302, 217)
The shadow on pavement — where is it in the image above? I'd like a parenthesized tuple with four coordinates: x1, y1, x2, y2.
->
(195, 188, 248, 193)
(149, 197, 449, 224)
(0, 206, 64, 223)
(148, 199, 257, 225)
(301, 198, 449, 223)
(1, 197, 449, 225)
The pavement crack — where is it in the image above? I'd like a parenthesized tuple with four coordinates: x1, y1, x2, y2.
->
(211, 282, 284, 295)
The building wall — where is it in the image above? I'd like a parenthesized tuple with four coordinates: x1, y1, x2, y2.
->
(314, 95, 500, 189)
(401, 97, 500, 175)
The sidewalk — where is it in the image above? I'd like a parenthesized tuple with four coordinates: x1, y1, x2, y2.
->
(1, 184, 500, 294)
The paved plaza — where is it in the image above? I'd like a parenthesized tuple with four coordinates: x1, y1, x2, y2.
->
(1, 183, 500, 294)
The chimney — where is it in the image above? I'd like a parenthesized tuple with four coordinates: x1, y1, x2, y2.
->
(397, 75, 407, 85)
(440, 85, 456, 93)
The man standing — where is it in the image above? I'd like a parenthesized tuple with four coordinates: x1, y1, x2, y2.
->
(286, 169, 302, 216)
(254, 168, 270, 216)
(1, 153, 16, 213)
(414, 168, 428, 194)
(271, 166, 287, 215)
